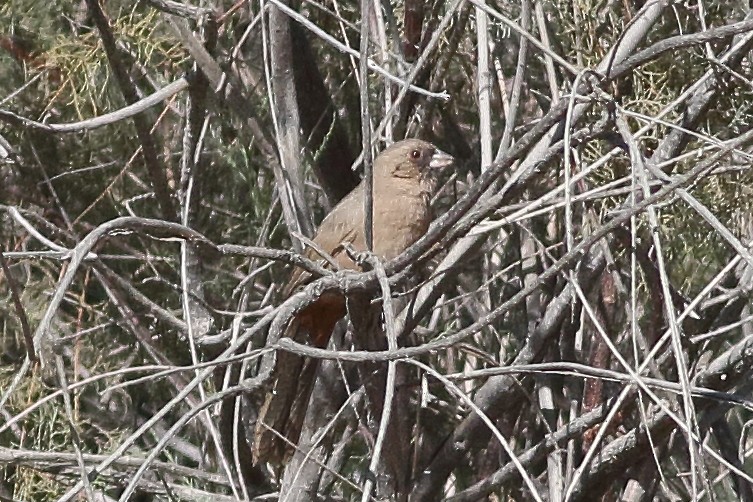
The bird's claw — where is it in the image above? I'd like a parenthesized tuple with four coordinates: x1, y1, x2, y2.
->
(342, 242, 376, 270)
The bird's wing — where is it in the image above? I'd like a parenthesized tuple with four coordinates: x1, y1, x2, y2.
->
(283, 186, 364, 296)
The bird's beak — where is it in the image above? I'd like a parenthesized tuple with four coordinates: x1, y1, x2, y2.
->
(429, 149, 454, 169)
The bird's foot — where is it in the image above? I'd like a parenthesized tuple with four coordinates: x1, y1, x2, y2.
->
(342, 242, 377, 270)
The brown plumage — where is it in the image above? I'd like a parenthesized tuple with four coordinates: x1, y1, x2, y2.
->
(253, 139, 454, 465)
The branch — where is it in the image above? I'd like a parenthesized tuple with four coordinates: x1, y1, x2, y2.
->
(0, 78, 189, 133)
(85, 0, 176, 220)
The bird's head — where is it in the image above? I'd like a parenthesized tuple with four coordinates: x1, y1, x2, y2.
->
(375, 138, 454, 192)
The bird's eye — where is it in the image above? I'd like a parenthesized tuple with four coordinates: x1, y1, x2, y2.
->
(410, 149, 421, 160)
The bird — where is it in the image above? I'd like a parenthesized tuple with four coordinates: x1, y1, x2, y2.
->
(253, 138, 454, 465)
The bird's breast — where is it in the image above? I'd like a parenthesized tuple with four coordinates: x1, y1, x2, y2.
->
(372, 187, 431, 261)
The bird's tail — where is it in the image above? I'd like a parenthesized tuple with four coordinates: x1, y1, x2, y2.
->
(254, 293, 345, 465)
(253, 326, 321, 465)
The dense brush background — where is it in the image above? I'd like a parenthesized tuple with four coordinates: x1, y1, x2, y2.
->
(2, 0, 753, 500)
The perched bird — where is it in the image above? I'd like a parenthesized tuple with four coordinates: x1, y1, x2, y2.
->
(253, 138, 454, 464)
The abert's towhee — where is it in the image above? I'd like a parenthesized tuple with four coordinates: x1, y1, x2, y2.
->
(254, 138, 454, 464)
